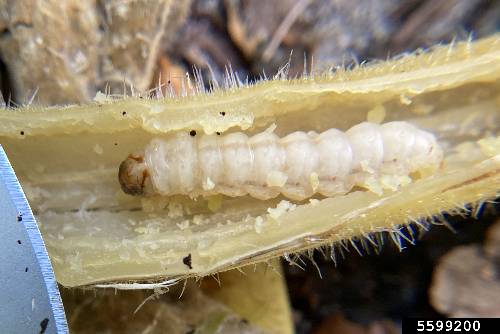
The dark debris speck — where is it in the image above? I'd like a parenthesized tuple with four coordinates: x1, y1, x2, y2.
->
(183, 253, 193, 269)
(40, 318, 49, 334)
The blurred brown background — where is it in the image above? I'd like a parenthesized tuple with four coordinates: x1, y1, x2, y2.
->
(0, 0, 498, 105)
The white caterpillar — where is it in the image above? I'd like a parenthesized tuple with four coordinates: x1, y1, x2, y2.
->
(119, 122, 443, 201)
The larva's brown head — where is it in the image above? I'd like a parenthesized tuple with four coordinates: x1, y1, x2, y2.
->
(118, 154, 152, 196)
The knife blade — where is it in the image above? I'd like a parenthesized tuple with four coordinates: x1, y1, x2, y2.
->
(0, 145, 68, 334)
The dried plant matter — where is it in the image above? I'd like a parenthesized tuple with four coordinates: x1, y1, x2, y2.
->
(0, 0, 99, 104)
(0, 35, 499, 287)
(62, 282, 268, 334)
(430, 220, 500, 317)
(225, 0, 397, 74)
(0, 0, 190, 104)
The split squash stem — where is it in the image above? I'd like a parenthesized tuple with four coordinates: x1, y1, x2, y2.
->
(0, 35, 499, 287)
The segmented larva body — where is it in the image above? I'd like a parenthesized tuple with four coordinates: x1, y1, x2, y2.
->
(119, 122, 443, 201)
